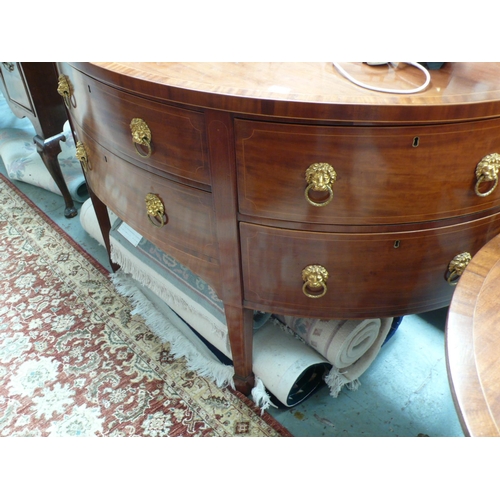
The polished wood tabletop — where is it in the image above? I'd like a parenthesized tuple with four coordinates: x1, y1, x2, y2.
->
(446, 233, 500, 436)
(77, 62, 500, 123)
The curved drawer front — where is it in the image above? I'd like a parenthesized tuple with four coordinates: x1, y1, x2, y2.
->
(57, 63, 211, 188)
(74, 126, 219, 286)
(240, 215, 500, 318)
(235, 119, 500, 225)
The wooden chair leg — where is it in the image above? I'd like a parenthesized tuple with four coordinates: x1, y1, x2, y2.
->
(34, 133, 77, 219)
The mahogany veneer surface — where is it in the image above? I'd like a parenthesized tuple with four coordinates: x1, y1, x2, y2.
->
(235, 118, 500, 224)
(241, 214, 500, 318)
(73, 123, 220, 288)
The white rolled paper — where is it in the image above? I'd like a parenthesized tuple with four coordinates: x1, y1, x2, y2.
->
(252, 320, 331, 407)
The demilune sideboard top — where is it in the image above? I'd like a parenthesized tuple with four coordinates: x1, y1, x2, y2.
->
(55, 62, 500, 394)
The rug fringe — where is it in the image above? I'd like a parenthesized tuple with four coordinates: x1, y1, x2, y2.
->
(324, 367, 361, 398)
(251, 377, 278, 414)
(346, 379, 361, 391)
(110, 271, 235, 389)
(110, 243, 230, 353)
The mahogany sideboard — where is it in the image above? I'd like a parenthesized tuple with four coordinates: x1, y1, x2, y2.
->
(0, 62, 77, 218)
(55, 62, 500, 395)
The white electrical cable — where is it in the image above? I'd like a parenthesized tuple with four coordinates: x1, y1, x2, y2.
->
(332, 62, 431, 94)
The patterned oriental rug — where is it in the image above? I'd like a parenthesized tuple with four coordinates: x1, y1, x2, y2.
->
(0, 174, 291, 437)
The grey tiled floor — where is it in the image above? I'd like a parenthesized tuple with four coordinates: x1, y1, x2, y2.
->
(0, 156, 465, 437)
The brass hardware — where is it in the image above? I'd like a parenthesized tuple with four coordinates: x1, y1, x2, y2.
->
(305, 163, 337, 207)
(446, 252, 472, 285)
(475, 153, 500, 197)
(302, 265, 329, 298)
(57, 74, 75, 108)
(130, 118, 152, 158)
(75, 141, 90, 172)
(145, 193, 166, 227)
(2, 62, 14, 72)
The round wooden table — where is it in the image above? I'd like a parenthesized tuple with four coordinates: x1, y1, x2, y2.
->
(446, 233, 500, 436)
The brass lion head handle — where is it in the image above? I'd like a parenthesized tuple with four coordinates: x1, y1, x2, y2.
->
(130, 118, 152, 158)
(446, 252, 472, 285)
(302, 265, 329, 298)
(475, 153, 500, 197)
(145, 193, 166, 228)
(57, 74, 76, 109)
(75, 141, 90, 172)
(305, 163, 337, 207)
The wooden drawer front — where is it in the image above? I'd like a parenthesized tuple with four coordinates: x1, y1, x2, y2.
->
(0, 63, 32, 111)
(240, 216, 500, 318)
(76, 126, 219, 273)
(58, 63, 211, 188)
(235, 119, 500, 225)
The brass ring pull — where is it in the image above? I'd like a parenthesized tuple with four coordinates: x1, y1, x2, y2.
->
(475, 153, 500, 197)
(304, 163, 337, 207)
(446, 252, 472, 286)
(130, 118, 152, 158)
(75, 141, 90, 172)
(305, 184, 334, 207)
(302, 265, 329, 298)
(145, 193, 166, 228)
(475, 175, 499, 197)
(57, 74, 76, 109)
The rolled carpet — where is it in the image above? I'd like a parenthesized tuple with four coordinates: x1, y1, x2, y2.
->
(275, 315, 393, 396)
